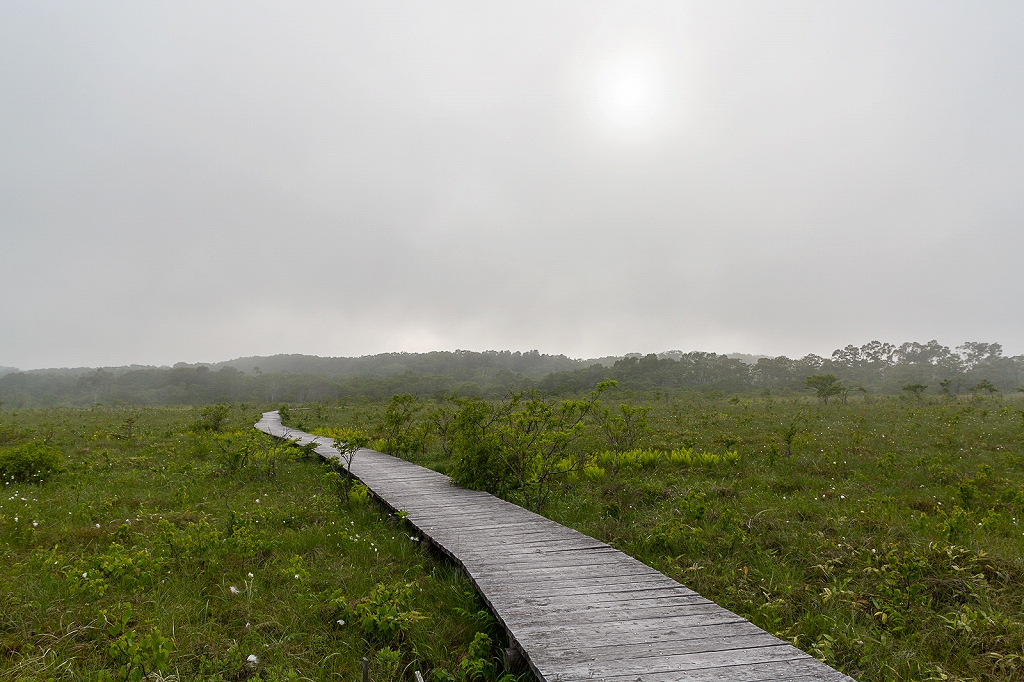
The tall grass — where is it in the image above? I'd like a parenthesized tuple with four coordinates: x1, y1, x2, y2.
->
(0, 405, 531, 682)
(293, 391, 1024, 682)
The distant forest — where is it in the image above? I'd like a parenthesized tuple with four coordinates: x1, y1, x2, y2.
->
(0, 342, 1020, 407)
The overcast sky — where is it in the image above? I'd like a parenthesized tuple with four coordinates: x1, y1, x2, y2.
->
(2, 2, 1022, 369)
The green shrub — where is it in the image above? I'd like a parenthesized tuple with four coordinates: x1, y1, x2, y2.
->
(376, 393, 427, 456)
(352, 581, 426, 642)
(374, 646, 402, 681)
(0, 424, 30, 446)
(97, 602, 173, 682)
(0, 440, 62, 483)
(70, 543, 162, 596)
(157, 517, 221, 560)
(349, 482, 371, 504)
(228, 525, 276, 559)
(448, 397, 511, 497)
(594, 447, 738, 472)
(192, 403, 230, 432)
(458, 632, 496, 681)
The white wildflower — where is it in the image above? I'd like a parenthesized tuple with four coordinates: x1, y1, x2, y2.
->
(229, 586, 240, 595)
(82, 572, 88, 578)
(294, 574, 300, 579)
(248, 572, 254, 578)
(246, 654, 259, 668)
(96, 524, 101, 528)
(336, 619, 346, 626)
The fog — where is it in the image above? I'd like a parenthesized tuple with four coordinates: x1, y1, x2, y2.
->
(2, 2, 1022, 369)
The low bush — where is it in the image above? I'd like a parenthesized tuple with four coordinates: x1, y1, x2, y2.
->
(0, 440, 62, 483)
(350, 581, 426, 643)
(594, 447, 738, 474)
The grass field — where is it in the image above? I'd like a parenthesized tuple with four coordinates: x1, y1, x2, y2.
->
(0, 405, 531, 682)
(290, 390, 1024, 682)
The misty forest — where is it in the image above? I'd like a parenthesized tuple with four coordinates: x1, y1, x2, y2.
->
(1, 340, 1020, 408)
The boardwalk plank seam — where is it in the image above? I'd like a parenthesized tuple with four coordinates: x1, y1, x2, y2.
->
(256, 411, 854, 682)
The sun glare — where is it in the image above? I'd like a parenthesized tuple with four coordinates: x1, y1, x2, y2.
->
(589, 54, 666, 139)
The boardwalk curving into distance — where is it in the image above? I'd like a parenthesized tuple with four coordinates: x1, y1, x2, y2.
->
(256, 411, 854, 682)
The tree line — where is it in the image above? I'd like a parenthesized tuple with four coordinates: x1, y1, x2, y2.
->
(0, 340, 1020, 407)
(538, 341, 1022, 396)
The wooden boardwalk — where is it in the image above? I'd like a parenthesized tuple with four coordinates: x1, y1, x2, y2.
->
(256, 411, 854, 682)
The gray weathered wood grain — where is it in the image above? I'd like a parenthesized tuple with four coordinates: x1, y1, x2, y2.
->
(256, 411, 854, 682)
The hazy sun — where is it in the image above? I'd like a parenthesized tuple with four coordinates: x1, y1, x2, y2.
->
(589, 54, 665, 138)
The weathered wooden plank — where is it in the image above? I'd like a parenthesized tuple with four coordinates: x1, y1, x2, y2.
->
(470, 568, 681, 590)
(455, 537, 610, 555)
(504, 599, 734, 624)
(256, 412, 854, 682)
(597, 658, 850, 682)
(473, 570, 673, 591)
(519, 620, 772, 654)
(458, 543, 620, 561)
(512, 606, 745, 638)
(456, 544, 622, 565)
(408, 507, 565, 523)
(488, 595, 714, 621)
(417, 523, 581, 540)
(479, 580, 695, 601)
(540, 643, 808, 679)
